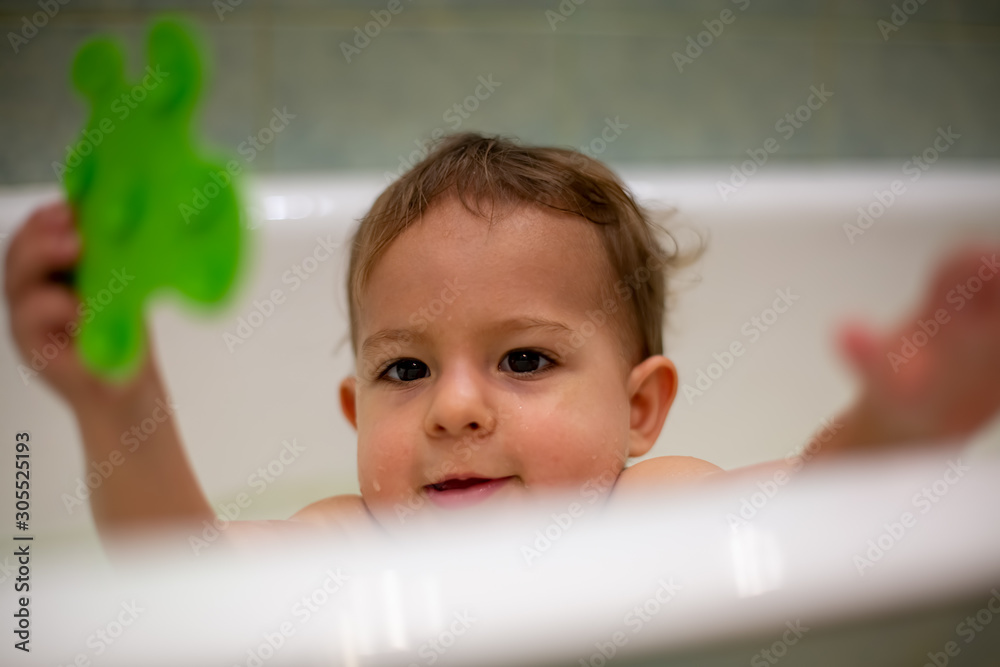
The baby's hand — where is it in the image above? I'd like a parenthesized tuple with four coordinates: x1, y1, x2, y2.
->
(837, 246, 1000, 447)
(3, 202, 150, 406)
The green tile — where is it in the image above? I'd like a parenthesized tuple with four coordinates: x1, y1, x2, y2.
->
(569, 28, 826, 162)
(1, 1, 998, 185)
(830, 40, 1000, 158)
(270, 24, 561, 173)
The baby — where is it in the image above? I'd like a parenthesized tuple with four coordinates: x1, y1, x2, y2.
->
(5, 132, 1000, 542)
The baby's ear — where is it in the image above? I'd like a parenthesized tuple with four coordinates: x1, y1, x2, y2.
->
(626, 355, 678, 457)
(340, 376, 358, 430)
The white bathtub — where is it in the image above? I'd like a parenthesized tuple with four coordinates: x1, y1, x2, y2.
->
(1, 166, 1000, 665)
(1, 165, 998, 534)
(12, 451, 1000, 666)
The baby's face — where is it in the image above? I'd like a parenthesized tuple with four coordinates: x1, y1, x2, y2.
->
(343, 197, 675, 529)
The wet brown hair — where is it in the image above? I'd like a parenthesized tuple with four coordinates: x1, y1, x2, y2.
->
(346, 132, 694, 367)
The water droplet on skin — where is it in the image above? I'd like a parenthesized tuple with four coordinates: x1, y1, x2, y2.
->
(373, 480, 381, 492)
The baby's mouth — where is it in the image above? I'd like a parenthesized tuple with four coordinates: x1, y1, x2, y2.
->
(424, 476, 513, 508)
(428, 478, 491, 491)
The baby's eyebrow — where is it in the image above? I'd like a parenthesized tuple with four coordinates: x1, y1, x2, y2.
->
(360, 317, 574, 357)
(361, 328, 420, 358)
(496, 316, 575, 337)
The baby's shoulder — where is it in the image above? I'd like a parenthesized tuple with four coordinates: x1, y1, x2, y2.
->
(290, 493, 377, 535)
(616, 455, 722, 491)
(219, 495, 374, 549)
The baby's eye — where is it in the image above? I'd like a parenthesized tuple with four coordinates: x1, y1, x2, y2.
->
(500, 349, 553, 375)
(382, 359, 429, 382)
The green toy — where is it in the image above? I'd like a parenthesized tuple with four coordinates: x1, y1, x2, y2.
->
(61, 17, 244, 380)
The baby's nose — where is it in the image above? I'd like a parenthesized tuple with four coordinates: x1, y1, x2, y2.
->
(423, 366, 496, 438)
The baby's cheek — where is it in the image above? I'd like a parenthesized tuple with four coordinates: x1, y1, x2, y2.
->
(357, 458, 417, 532)
(522, 412, 626, 490)
(357, 425, 415, 499)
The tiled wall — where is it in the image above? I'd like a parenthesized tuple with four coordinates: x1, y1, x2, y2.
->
(1, 0, 998, 185)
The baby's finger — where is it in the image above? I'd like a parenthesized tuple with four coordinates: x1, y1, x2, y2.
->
(34, 200, 74, 229)
(3, 210, 80, 304)
(835, 320, 880, 379)
(8, 282, 80, 350)
(7, 283, 97, 397)
(4, 201, 73, 259)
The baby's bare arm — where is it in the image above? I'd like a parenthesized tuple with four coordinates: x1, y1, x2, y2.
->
(617, 246, 1000, 493)
(831, 246, 1000, 449)
(72, 361, 215, 538)
(5, 203, 382, 550)
(5, 202, 214, 542)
